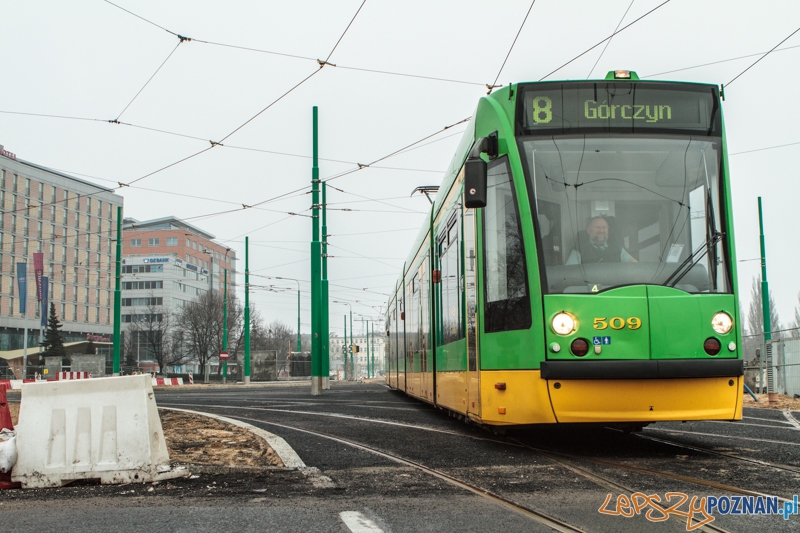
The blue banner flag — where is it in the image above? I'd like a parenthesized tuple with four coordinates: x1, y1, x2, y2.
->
(41, 277, 49, 327)
(16, 262, 27, 315)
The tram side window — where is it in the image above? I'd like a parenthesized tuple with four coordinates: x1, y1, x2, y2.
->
(483, 157, 531, 333)
(439, 210, 463, 345)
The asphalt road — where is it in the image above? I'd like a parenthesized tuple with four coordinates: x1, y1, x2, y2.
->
(3, 381, 800, 532)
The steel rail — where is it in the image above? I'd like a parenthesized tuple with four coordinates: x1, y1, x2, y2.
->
(625, 430, 800, 475)
(227, 415, 586, 533)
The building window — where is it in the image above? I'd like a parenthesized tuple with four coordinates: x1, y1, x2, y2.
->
(192, 241, 197, 250)
(24, 218, 29, 235)
(38, 182, 43, 199)
(166, 237, 178, 246)
(148, 238, 160, 247)
(37, 222, 42, 239)
(86, 198, 92, 214)
(186, 238, 190, 247)
(51, 187, 56, 203)
(25, 178, 30, 196)
(23, 239, 29, 256)
(11, 215, 16, 233)
(130, 238, 142, 247)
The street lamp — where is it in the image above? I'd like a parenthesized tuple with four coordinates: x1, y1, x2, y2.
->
(274, 276, 302, 354)
(333, 300, 353, 380)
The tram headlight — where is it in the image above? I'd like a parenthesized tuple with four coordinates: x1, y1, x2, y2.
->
(552, 312, 576, 335)
(711, 312, 733, 334)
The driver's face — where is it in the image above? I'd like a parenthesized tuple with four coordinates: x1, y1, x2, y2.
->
(587, 219, 609, 245)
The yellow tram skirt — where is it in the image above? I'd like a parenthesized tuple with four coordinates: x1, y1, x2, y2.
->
(548, 375, 743, 423)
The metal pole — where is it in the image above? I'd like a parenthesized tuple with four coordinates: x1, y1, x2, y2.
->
(366, 320, 370, 379)
(371, 322, 374, 378)
(113, 205, 122, 376)
(758, 197, 776, 402)
(321, 181, 330, 389)
(244, 236, 250, 384)
(222, 268, 228, 384)
(349, 308, 353, 379)
(23, 313, 28, 380)
(343, 315, 347, 380)
(311, 106, 323, 396)
(297, 285, 301, 353)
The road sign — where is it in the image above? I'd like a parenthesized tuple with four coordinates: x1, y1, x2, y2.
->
(220, 351, 229, 361)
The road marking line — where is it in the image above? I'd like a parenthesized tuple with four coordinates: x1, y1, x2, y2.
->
(782, 410, 800, 430)
(340, 511, 384, 533)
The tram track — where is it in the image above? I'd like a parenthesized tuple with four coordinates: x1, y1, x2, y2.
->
(227, 414, 587, 533)
(162, 400, 800, 531)
(626, 429, 800, 475)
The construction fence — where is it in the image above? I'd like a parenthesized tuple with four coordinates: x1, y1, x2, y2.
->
(742, 329, 800, 397)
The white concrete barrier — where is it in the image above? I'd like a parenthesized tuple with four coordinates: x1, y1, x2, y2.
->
(12, 375, 183, 488)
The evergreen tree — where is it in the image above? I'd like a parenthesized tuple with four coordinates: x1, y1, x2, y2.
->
(41, 302, 66, 359)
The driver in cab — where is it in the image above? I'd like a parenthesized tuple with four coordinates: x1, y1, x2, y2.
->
(566, 216, 637, 264)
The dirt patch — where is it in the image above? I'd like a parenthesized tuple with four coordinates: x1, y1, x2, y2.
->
(159, 409, 282, 467)
(743, 392, 800, 410)
(4, 402, 282, 468)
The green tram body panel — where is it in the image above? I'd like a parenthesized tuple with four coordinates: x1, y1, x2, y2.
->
(385, 73, 742, 424)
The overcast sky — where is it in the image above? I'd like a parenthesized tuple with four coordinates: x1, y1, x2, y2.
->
(1, 0, 799, 336)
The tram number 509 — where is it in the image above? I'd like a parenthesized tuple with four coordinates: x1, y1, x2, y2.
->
(593, 317, 642, 330)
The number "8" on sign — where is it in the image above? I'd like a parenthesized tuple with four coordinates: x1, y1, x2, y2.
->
(532, 96, 553, 124)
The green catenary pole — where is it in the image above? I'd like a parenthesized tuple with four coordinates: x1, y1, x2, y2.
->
(297, 285, 301, 353)
(370, 322, 374, 378)
(343, 315, 347, 380)
(113, 205, 122, 376)
(349, 308, 353, 379)
(758, 197, 771, 342)
(311, 106, 323, 395)
(244, 237, 250, 384)
(222, 268, 228, 384)
(321, 181, 330, 388)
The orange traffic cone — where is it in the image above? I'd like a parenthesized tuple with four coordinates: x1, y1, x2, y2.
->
(0, 387, 21, 489)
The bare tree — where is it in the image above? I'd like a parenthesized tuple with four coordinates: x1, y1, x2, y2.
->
(127, 298, 185, 374)
(177, 290, 221, 377)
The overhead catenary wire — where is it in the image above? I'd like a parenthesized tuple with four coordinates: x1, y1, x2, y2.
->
(642, 44, 800, 78)
(115, 40, 184, 121)
(323, 0, 367, 64)
(586, 0, 635, 79)
(725, 25, 800, 87)
(323, 118, 470, 182)
(539, 0, 672, 81)
(490, 0, 537, 92)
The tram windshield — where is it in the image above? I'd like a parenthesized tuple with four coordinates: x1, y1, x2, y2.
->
(520, 135, 730, 294)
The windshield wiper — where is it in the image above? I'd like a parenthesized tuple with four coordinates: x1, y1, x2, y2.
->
(664, 231, 724, 288)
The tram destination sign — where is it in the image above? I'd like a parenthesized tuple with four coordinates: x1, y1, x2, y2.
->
(517, 82, 720, 136)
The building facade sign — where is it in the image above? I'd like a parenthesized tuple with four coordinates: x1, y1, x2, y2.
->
(143, 257, 169, 263)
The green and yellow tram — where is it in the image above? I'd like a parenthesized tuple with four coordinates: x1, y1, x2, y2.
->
(385, 71, 742, 427)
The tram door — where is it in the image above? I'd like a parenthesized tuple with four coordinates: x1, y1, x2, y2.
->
(464, 204, 481, 418)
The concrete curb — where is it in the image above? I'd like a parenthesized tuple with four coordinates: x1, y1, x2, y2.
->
(159, 407, 306, 468)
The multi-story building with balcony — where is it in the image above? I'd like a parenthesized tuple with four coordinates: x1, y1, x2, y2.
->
(0, 145, 123, 354)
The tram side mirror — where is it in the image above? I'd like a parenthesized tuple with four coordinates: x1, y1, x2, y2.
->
(464, 157, 487, 208)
